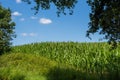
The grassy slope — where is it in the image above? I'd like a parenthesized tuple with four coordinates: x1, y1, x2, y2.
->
(0, 53, 84, 80)
(0, 42, 120, 80)
(0, 53, 56, 80)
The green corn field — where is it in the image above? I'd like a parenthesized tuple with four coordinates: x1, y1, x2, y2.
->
(0, 42, 120, 80)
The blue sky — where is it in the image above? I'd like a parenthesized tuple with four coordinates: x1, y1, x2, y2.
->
(1, 0, 103, 45)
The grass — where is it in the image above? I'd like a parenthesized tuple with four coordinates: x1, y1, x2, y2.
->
(0, 42, 120, 80)
(0, 53, 56, 80)
(0, 53, 83, 80)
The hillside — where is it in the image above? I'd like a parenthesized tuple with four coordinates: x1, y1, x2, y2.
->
(0, 42, 120, 80)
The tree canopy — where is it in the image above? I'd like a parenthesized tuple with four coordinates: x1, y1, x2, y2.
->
(0, 5, 15, 54)
(87, 0, 120, 47)
(22, 0, 77, 16)
(22, 0, 120, 47)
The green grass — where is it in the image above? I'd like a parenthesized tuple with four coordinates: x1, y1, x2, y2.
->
(0, 42, 120, 80)
(0, 53, 57, 80)
(0, 53, 85, 80)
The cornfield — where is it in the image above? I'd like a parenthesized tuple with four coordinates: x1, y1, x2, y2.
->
(12, 42, 120, 79)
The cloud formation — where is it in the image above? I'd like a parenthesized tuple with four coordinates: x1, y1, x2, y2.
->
(39, 18, 52, 24)
(12, 11, 22, 16)
(16, 0, 22, 3)
(20, 18, 25, 21)
(29, 33, 37, 36)
(30, 16, 38, 19)
(21, 33, 37, 37)
(21, 33, 27, 37)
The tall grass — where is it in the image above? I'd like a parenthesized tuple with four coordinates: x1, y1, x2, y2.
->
(1, 42, 120, 80)
(0, 53, 57, 80)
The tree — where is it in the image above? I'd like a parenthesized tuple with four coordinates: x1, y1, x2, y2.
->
(87, 0, 120, 47)
(0, 5, 15, 54)
(22, 0, 120, 47)
(22, 0, 77, 16)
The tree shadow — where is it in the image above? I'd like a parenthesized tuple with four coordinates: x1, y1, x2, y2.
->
(46, 66, 97, 80)
(46, 66, 120, 80)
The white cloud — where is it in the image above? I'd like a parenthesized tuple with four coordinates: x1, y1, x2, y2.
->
(30, 16, 37, 19)
(29, 33, 37, 36)
(16, 0, 22, 3)
(12, 11, 22, 16)
(21, 33, 37, 37)
(21, 33, 27, 37)
(20, 18, 25, 21)
(39, 18, 52, 24)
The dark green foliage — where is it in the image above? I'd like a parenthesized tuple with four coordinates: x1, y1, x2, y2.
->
(87, 0, 120, 47)
(0, 5, 15, 54)
(22, 0, 77, 16)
